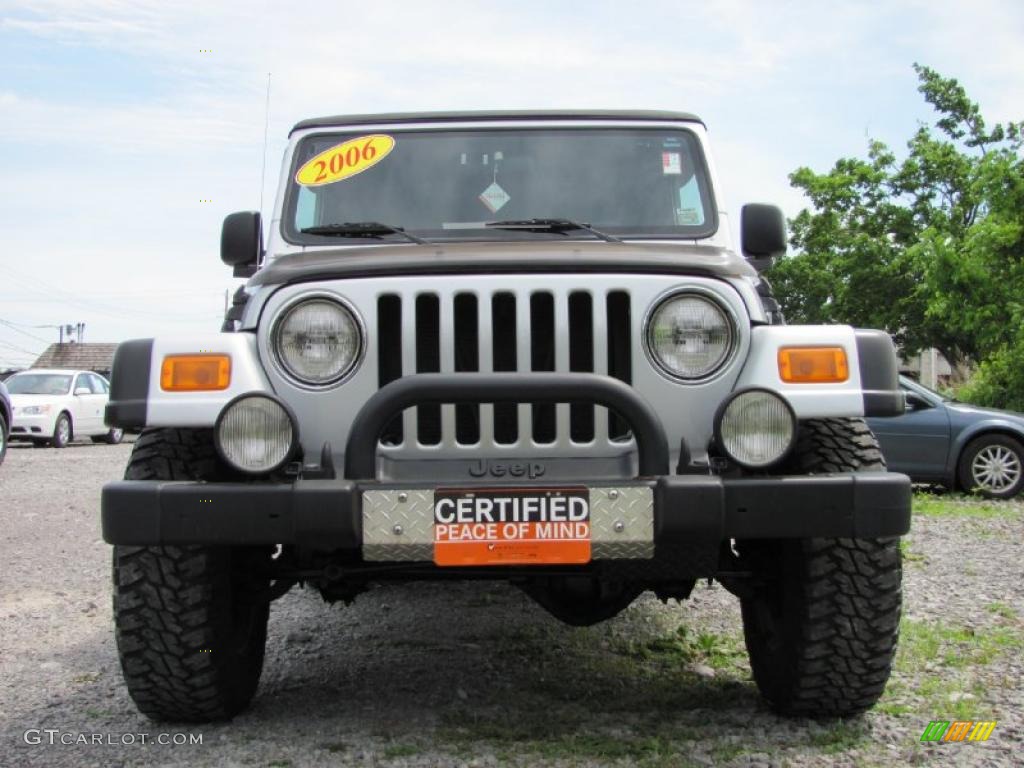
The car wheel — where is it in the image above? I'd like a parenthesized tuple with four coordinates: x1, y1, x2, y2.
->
(52, 413, 72, 448)
(93, 428, 124, 445)
(958, 434, 1024, 499)
(0, 412, 7, 466)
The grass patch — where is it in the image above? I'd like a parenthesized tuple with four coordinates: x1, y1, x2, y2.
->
(898, 539, 926, 563)
(382, 744, 420, 759)
(614, 625, 747, 671)
(899, 620, 1019, 668)
(986, 601, 1019, 620)
(881, 617, 1022, 719)
(806, 720, 870, 754)
(71, 673, 100, 684)
(439, 712, 700, 766)
(912, 492, 1018, 518)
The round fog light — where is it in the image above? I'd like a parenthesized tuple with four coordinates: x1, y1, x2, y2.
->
(215, 394, 297, 474)
(716, 389, 796, 469)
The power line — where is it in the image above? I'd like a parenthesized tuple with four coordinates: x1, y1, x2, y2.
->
(0, 318, 51, 344)
(0, 338, 43, 357)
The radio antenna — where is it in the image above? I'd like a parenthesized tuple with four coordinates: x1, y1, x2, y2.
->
(258, 72, 272, 219)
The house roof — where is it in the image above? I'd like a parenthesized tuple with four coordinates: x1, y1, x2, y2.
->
(32, 343, 118, 372)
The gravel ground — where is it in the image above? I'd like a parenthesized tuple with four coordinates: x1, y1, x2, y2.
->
(0, 439, 1021, 767)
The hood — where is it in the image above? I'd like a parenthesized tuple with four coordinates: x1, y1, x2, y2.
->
(10, 393, 67, 406)
(947, 401, 1024, 423)
(250, 241, 755, 289)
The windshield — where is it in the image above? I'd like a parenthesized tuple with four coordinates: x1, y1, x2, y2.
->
(7, 373, 72, 395)
(284, 127, 716, 244)
(900, 375, 954, 403)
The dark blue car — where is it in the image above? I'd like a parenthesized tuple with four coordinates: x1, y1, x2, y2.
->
(867, 376, 1024, 499)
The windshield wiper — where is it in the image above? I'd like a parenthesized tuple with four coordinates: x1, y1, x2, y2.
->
(301, 222, 430, 245)
(485, 218, 622, 243)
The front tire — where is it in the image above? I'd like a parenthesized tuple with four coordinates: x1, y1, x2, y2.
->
(738, 418, 902, 717)
(113, 428, 270, 722)
(52, 412, 71, 448)
(957, 434, 1024, 499)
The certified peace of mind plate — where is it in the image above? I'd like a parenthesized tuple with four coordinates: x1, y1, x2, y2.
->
(433, 487, 591, 566)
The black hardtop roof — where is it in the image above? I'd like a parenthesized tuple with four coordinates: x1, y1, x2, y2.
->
(289, 110, 704, 136)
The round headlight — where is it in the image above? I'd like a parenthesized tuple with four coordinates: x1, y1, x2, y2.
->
(274, 298, 361, 386)
(716, 389, 796, 469)
(216, 394, 297, 474)
(647, 293, 734, 380)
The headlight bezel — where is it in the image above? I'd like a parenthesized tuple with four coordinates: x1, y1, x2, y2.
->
(643, 287, 739, 383)
(713, 387, 798, 470)
(269, 292, 365, 389)
(214, 392, 299, 475)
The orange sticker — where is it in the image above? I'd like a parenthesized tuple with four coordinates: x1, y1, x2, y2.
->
(295, 134, 395, 186)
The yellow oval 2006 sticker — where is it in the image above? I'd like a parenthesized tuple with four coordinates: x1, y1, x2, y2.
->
(295, 134, 395, 187)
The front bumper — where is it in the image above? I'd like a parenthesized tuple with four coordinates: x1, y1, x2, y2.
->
(102, 372, 911, 576)
(10, 411, 55, 439)
(101, 471, 911, 549)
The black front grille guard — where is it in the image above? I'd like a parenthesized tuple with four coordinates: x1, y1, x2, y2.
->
(343, 373, 670, 481)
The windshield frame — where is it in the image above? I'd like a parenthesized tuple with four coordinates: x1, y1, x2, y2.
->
(280, 122, 719, 247)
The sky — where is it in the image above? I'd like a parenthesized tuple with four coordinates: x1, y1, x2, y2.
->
(1, 0, 1023, 369)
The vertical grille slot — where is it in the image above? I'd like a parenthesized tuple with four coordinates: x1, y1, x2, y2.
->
(568, 291, 594, 442)
(530, 292, 555, 444)
(416, 294, 441, 445)
(377, 295, 403, 445)
(491, 292, 518, 444)
(607, 290, 632, 441)
(454, 293, 479, 444)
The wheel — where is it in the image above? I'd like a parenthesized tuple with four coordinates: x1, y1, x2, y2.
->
(0, 412, 7, 466)
(52, 412, 72, 448)
(957, 434, 1024, 499)
(737, 418, 902, 717)
(113, 428, 270, 722)
(92, 428, 124, 445)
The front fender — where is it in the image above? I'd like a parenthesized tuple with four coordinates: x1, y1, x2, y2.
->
(734, 326, 903, 419)
(105, 335, 272, 429)
(945, 419, 1024, 481)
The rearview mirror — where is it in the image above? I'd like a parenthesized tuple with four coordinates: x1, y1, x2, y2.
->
(741, 203, 787, 272)
(221, 211, 262, 278)
(74, 387, 90, 396)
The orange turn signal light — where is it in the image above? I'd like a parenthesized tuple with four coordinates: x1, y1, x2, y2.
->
(160, 355, 231, 391)
(778, 347, 849, 383)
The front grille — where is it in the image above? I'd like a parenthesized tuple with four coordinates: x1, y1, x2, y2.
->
(376, 288, 633, 449)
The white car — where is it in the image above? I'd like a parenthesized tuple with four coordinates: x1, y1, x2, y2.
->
(6, 369, 123, 447)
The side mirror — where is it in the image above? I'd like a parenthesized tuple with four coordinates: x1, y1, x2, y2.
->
(905, 392, 931, 410)
(74, 387, 90, 396)
(221, 211, 262, 278)
(741, 203, 787, 272)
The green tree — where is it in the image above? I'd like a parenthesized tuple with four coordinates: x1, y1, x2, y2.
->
(769, 65, 1024, 407)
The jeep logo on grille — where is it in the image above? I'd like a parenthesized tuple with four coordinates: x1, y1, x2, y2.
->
(468, 460, 546, 479)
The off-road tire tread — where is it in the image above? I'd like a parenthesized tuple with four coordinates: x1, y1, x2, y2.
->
(742, 418, 902, 717)
(113, 428, 267, 722)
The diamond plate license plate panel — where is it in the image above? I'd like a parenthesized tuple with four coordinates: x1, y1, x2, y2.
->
(361, 485, 653, 563)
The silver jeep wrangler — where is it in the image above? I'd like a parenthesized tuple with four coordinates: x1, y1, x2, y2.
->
(102, 111, 910, 722)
